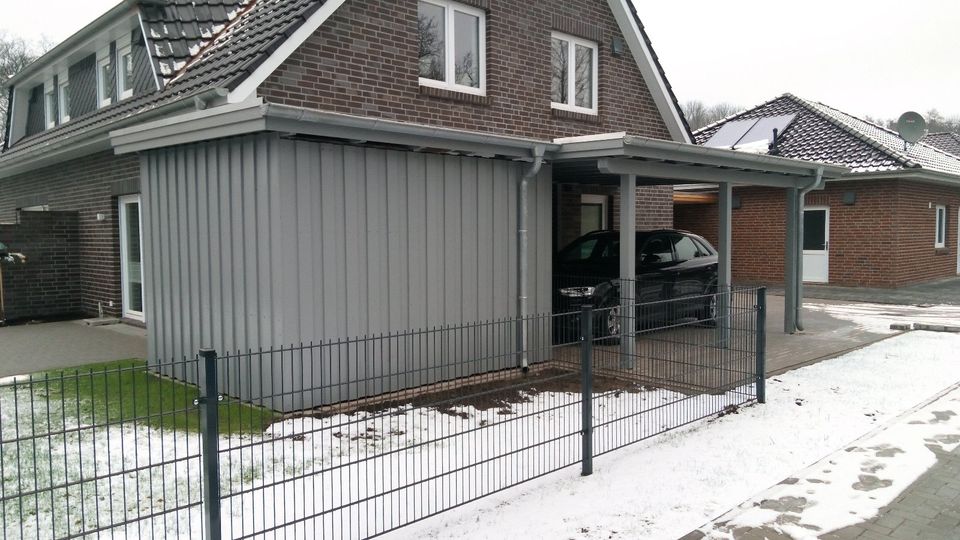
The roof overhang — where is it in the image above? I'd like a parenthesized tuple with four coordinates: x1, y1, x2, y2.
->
(112, 100, 560, 160)
(552, 134, 848, 187)
(833, 169, 960, 188)
(0, 89, 224, 179)
(110, 102, 848, 190)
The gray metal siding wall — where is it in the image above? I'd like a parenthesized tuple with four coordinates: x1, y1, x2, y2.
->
(143, 134, 553, 410)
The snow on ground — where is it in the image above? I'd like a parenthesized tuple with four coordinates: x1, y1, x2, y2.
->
(3, 331, 960, 539)
(805, 302, 960, 334)
(386, 331, 960, 540)
(703, 385, 960, 539)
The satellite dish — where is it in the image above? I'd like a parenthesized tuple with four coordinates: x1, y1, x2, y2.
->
(896, 111, 927, 144)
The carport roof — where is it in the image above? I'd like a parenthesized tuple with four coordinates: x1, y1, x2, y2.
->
(551, 132, 848, 187)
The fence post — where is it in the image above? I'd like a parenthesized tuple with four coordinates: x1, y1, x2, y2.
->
(755, 288, 767, 404)
(198, 348, 222, 540)
(580, 304, 594, 476)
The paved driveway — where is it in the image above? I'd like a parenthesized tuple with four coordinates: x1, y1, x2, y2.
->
(784, 277, 960, 306)
(0, 321, 146, 378)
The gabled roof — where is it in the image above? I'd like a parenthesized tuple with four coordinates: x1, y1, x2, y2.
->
(2, 0, 691, 171)
(694, 94, 960, 177)
(922, 132, 960, 158)
(1, 0, 327, 164)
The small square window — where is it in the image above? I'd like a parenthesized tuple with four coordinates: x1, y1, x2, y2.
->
(551, 32, 598, 115)
(935, 205, 947, 248)
(418, 0, 486, 96)
(117, 44, 134, 100)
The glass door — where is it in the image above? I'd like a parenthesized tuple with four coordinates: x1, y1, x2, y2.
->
(802, 207, 830, 283)
(118, 194, 144, 321)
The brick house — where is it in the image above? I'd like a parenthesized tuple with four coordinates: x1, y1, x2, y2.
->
(1, 0, 839, 402)
(675, 94, 960, 288)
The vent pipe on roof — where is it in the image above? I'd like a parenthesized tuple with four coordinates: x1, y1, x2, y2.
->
(517, 145, 546, 372)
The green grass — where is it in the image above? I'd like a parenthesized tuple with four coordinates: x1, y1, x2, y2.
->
(19, 360, 279, 435)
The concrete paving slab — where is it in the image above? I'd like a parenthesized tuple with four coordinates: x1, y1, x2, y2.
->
(0, 321, 146, 378)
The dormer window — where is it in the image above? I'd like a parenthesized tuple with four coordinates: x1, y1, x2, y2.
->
(97, 48, 112, 108)
(551, 32, 598, 115)
(44, 84, 56, 129)
(117, 37, 134, 100)
(57, 72, 71, 123)
(417, 0, 486, 96)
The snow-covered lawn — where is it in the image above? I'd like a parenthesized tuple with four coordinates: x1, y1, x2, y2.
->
(386, 331, 960, 540)
(3, 330, 958, 539)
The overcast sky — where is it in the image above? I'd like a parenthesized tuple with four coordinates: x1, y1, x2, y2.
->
(4, 0, 959, 120)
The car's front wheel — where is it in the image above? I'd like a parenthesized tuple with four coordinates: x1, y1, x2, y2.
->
(699, 287, 718, 327)
(596, 303, 622, 343)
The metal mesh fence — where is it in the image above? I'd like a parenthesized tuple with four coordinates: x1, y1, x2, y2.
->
(0, 287, 765, 539)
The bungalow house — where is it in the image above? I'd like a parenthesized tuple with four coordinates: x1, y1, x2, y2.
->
(0, 1, 841, 406)
(675, 94, 960, 288)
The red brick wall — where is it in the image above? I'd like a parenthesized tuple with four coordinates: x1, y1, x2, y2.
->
(0, 152, 139, 318)
(673, 180, 960, 288)
(893, 181, 960, 285)
(258, 0, 673, 141)
(0, 211, 81, 321)
(675, 201, 718, 247)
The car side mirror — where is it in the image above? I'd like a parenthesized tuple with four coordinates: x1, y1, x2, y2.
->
(641, 253, 660, 264)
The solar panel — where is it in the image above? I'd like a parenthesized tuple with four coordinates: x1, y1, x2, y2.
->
(703, 119, 758, 148)
(736, 114, 797, 147)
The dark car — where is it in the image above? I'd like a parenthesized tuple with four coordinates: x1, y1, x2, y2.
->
(554, 229, 718, 337)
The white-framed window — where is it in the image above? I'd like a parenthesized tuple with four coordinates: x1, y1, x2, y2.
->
(43, 82, 56, 129)
(936, 204, 947, 248)
(116, 36, 134, 100)
(57, 71, 70, 123)
(417, 0, 486, 95)
(97, 48, 112, 108)
(551, 32, 598, 115)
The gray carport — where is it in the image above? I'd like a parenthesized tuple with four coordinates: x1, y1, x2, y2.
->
(548, 133, 848, 338)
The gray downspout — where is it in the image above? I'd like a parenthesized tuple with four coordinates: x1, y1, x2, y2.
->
(518, 145, 546, 372)
(795, 166, 824, 332)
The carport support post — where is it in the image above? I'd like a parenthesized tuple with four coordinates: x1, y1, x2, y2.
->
(784, 188, 800, 334)
(198, 348, 222, 540)
(717, 182, 733, 348)
(619, 174, 637, 368)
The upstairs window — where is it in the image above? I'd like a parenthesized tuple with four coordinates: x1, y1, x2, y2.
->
(418, 0, 485, 95)
(117, 40, 134, 100)
(97, 50, 112, 108)
(57, 73, 70, 123)
(936, 204, 947, 248)
(44, 85, 56, 129)
(551, 32, 598, 115)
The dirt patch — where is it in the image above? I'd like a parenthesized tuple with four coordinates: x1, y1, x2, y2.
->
(307, 368, 648, 419)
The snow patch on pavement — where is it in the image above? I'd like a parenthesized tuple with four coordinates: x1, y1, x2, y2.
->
(388, 331, 960, 540)
(805, 302, 960, 334)
(705, 387, 960, 538)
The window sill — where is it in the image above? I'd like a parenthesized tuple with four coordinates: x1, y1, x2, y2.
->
(552, 107, 600, 123)
(935, 247, 950, 255)
(419, 85, 491, 106)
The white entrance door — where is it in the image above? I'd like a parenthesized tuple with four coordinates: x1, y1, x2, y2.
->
(119, 194, 145, 321)
(803, 206, 830, 283)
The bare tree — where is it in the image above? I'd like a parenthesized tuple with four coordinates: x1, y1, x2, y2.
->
(682, 100, 744, 131)
(1, 32, 46, 146)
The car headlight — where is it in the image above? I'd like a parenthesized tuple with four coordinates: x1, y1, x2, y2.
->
(560, 286, 596, 298)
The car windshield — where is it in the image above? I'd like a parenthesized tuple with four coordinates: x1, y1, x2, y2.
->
(559, 236, 605, 263)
